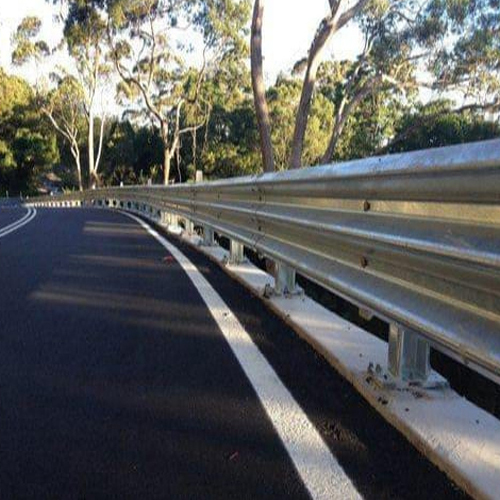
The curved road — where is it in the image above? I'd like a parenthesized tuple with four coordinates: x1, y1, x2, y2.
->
(0, 208, 468, 499)
(0, 206, 30, 231)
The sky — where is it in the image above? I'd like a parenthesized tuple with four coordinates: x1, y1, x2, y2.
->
(0, 0, 364, 85)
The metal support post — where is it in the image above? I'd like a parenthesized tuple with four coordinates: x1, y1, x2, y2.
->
(169, 214, 180, 229)
(184, 219, 195, 235)
(388, 324, 431, 383)
(274, 262, 300, 296)
(229, 240, 245, 264)
(202, 226, 215, 246)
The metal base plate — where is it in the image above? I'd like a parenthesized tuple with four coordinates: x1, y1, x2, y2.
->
(367, 363, 450, 391)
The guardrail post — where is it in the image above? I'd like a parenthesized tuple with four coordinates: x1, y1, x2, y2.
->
(169, 213, 180, 230)
(274, 262, 300, 296)
(388, 325, 431, 383)
(202, 226, 215, 246)
(229, 240, 245, 264)
(184, 219, 195, 235)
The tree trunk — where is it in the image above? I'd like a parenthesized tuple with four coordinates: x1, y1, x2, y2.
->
(322, 96, 348, 163)
(160, 121, 171, 185)
(76, 155, 83, 192)
(289, 17, 337, 169)
(192, 128, 197, 172)
(88, 110, 96, 188)
(94, 115, 105, 178)
(322, 78, 381, 163)
(163, 147, 171, 185)
(251, 0, 275, 173)
(289, 0, 370, 169)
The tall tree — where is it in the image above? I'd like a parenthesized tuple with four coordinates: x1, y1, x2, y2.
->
(320, 0, 420, 162)
(0, 69, 59, 195)
(288, 0, 371, 169)
(251, 0, 370, 171)
(52, 0, 112, 186)
(42, 76, 86, 191)
(251, 0, 274, 173)
(417, 0, 500, 112)
(107, 0, 249, 184)
(12, 9, 110, 188)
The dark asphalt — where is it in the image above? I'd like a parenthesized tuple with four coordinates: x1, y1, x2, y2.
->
(0, 208, 469, 499)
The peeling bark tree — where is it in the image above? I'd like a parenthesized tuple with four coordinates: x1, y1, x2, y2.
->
(251, 0, 274, 173)
(250, 0, 370, 172)
(289, 0, 371, 169)
(13, 9, 110, 189)
(11, 17, 87, 191)
(108, 0, 249, 185)
(42, 77, 85, 191)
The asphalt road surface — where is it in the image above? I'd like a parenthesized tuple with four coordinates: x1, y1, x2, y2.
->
(0, 208, 469, 499)
(0, 206, 27, 229)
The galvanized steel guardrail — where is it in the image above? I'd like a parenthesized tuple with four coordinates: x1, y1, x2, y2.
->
(28, 139, 500, 387)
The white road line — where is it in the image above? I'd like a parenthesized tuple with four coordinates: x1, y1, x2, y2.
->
(122, 211, 362, 500)
(0, 208, 37, 239)
(0, 208, 32, 234)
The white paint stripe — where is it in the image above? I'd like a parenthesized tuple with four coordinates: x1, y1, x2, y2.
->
(0, 208, 37, 239)
(0, 208, 32, 235)
(121, 211, 362, 500)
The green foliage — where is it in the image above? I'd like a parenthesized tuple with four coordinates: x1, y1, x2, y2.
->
(11, 16, 50, 65)
(389, 100, 500, 153)
(2, 0, 500, 191)
(0, 69, 59, 194)
(418, 0, 500, 106)
(99, 119, 164, 184)
(201, 101, 261, 178)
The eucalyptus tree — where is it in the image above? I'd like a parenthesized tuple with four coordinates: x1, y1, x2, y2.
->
(49, 0, 112, 187)
(251, 0, 371, 172)
(11, 16, 50, 67)
(11, 19, 86, 190)
(107, 0, 250, 184)
(374, 0, 500, 153)
(13, 6, 111, 188)
(43, 76, 86, 191)
(417, 0, 500, 112)
(320, 0, 421, 162)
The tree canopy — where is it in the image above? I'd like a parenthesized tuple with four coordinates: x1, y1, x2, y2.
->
(1, 0, 499, 196)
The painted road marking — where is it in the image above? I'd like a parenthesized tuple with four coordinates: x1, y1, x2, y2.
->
(0, 208, 37, 239)
(123, 211, 362, 500)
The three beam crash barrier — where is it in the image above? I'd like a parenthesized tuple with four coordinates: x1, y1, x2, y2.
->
(28, 139, 500, 388)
